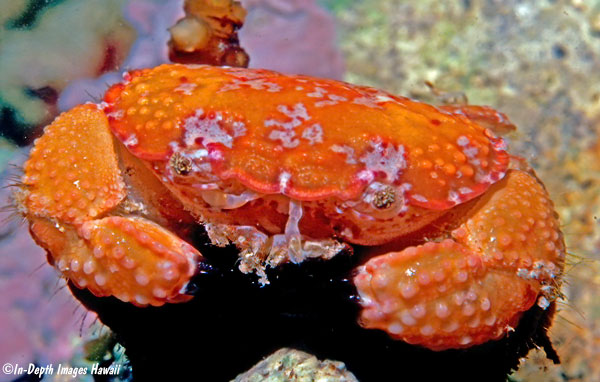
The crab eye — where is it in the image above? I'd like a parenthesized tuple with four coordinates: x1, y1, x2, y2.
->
(170, 152, 192, 176)
(372, 186, 396, 209)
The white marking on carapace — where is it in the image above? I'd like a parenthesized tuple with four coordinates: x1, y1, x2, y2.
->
(301, 124, 324, 145)
(375, 94, 396, 103)
(222, 67, 269, 80)
(174, 82, 198, 95)
(412, 194, 428, 203)
(330, 144, 358, 164)
(357, 170, 375, 183)
(219, 78, 282, 93)
(279, 171, 292, 193)
(352, 96, 384, 109)
(266, 103, 311, 148)
(448, 191, 462, 205)
(457, 136, 470, 147)
(124, 134, 138, 147)
(106, 110, 124, 120)
(457, 135, 483, 174)
(315, 94, 348, 108)
(269, 130, 300, 148)
(359, 139, 407, 182)
(307, 86, 327, 98)
(183, 109, 246, 149)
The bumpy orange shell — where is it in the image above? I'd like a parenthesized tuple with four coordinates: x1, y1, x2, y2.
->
(104, 64, 509, 209)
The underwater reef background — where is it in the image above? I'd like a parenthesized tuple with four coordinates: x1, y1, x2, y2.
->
(1, 0, 600, 381)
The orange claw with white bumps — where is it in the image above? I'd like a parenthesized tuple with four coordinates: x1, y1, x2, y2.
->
(354, 170, 564, 350)
(19, 104, 202, 307)
(17, 64, 565, 349)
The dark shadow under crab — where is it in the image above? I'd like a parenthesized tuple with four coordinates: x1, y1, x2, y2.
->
(70, 226, 559, 382)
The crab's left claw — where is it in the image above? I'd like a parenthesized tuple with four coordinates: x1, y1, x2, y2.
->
(354, 170, 565, 350)
(19, 105, 202, 306)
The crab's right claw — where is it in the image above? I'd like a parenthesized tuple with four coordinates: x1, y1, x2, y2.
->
(354, 170, 565, 350)
(20, 105, 202, 307)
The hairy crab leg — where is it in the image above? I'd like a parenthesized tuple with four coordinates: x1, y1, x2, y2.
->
(19, 105, 202, 306)
(354, 170, 565, 350)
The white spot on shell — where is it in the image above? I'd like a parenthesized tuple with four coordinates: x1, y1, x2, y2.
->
(135, 272, 150, 286)
(153, 287, 167, 298)
(352, 96, 383, 109)
(106, 110, 124, 120)
(400, 283, 418, 299)
(330, 144, 357, 164)
(301, 124, 323, 145)
(174, 82, 197, 95)
(411, 304, 426, 319)
(448, 191, 462, 204)
(315, 94, 348, 107)
(443, 321, 459, 333)
(269, 130, 299, 148)
(124, 134, 138, 147)
(420, 325, 435, 336)
(400, 310, 417, 326)
(266, 103, 311, 148)
(412, 194, 428, 203)
(70, 259, 80, 272)
(94, 273, 107, 286)
(457, 136, 470, 146)
(481, 298, 491, 311)
(220, 77, 282, 93)
(359, 139, 406, 182)
(307, 86, 327, 98)
(375, 94, 395, 103)
(183, 109, 246, 149)
(279, 172, 291, 192)
(83, 261, 95, 275)
(356, 170, 375, 183)
(388, 323, 404, 334)
(162, 268, 177, 281)
(435, 302, 450, 318)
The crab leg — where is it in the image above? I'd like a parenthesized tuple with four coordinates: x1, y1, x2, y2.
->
(439, 104, 516, 135)
(20, 105, 202, 306)
(354, 170, 565, 350)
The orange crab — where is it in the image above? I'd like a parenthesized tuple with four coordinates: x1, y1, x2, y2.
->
(16, 64, 565, 351)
